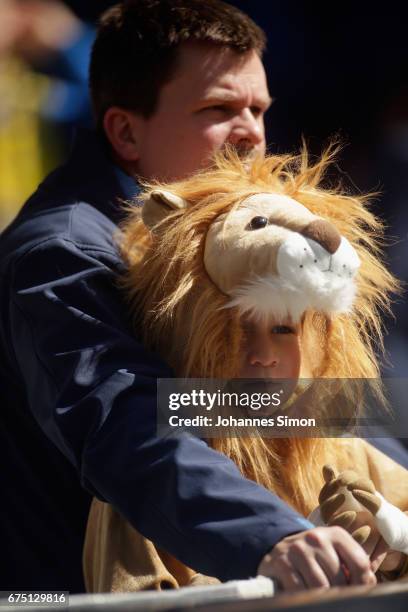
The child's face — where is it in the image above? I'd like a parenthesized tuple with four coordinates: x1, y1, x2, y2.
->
(239, 316, 302, 380)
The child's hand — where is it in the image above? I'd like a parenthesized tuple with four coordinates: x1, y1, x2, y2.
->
(346, 474, 408, 572)
(310, 465, 406, 573)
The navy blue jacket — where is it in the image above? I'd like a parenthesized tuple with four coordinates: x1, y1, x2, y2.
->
(2, 130, 407, 592)
(0, 130, 314, 592)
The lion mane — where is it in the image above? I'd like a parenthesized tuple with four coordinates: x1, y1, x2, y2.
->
(118, 146, 398, 516)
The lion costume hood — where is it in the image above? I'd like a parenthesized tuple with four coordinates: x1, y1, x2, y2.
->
(120, 146, 396, 384)
(143, 188, 360, 323)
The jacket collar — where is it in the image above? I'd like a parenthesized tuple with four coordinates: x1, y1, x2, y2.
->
(61, 129, 140, 224)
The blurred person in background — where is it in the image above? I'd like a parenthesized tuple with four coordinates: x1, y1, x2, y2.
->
(0, 0, 94, 228)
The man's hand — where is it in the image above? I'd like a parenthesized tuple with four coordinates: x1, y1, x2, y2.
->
(257, 526, 376, 591)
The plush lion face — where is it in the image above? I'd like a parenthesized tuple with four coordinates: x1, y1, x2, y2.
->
(141, 188, 360, 324)
(204, 192, 360, 322)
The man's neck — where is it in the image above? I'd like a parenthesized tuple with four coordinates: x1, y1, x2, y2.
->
(111, 151, 138, 179)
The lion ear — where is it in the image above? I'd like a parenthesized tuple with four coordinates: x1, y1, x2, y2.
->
(142, 189, 188, 229)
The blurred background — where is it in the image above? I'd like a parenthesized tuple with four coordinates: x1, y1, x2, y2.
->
(0, 0, 407, 391)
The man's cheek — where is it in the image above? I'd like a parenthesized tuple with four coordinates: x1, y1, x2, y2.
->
(202, 124, 231, 149)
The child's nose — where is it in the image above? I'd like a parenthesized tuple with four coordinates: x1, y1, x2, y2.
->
(249, 343, 279, 368)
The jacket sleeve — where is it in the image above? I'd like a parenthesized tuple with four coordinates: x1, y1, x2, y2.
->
(9, 234, 311, 582)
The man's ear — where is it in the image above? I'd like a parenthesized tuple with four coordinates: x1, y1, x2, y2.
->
(103, 107, 141, 162)
(142, 189, 188, 229)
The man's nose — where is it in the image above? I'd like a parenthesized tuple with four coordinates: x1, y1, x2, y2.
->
(228, 109, 264, 149)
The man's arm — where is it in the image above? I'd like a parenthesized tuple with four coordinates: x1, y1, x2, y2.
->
(8, 231, 310, 582)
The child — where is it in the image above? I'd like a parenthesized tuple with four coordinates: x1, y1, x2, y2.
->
(83, 148, 408, 591)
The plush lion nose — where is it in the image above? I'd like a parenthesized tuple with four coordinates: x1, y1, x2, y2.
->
(302, 219, 341, 254)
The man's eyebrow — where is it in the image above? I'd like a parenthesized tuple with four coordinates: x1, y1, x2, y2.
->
(199, 92, 274, 109)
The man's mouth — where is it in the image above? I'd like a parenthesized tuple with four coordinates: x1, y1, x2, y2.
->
(236, 147, 257, 161)
(221, 144, 257, 161)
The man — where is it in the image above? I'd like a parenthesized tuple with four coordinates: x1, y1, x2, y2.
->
(0, 0, 402, 593)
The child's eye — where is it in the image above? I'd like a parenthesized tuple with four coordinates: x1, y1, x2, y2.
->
(271, 325, 294, 334)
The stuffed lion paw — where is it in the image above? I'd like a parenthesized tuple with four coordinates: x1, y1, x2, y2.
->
(308, 464, 408, 575)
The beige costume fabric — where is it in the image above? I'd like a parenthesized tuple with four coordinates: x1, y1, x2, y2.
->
(83, 499, 220, 592)
(83, 438, 408, 591)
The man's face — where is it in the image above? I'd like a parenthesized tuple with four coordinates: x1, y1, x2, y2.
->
(134, 42, 271, 182)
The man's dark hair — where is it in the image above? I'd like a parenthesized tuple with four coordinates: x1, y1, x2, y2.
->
(89, 0, 266, 128)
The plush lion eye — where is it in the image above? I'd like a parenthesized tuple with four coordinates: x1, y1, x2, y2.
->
(248, 216, 268, 230)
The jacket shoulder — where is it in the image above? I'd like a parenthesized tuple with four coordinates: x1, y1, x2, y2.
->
(0, 201, 122, 273)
